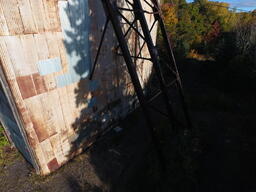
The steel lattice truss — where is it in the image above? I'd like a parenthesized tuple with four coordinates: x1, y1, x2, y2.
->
(90, 0, 192, 139)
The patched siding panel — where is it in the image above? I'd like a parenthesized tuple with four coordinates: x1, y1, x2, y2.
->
(0, 0, 157, 175)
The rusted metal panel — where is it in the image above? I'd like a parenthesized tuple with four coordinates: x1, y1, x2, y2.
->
(32, 73, 48, 95)
(16, 75, 37, 99)
(47, 158, 60, 172)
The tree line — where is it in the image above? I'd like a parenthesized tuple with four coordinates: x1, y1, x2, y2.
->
(160, 0, 256, 78)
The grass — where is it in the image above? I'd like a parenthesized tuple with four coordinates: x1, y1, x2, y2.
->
(0, 123, 10, 167)
(0, 123, 19, 169)
(0, 124, 9, 147)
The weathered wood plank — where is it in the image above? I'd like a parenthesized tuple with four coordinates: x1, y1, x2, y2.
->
(4, 36, 29, 76)
(47, 89, 67, 135)
(20, 35, 39, 75)
(0, 0, 24, 35)
(24, 95, 49, 142)
(34, 34, 49, 60)
(61, 138, 71, 157)
(50, 134, 67, 165)
(40, 139, 55, 163)
(57, 86, 75, 140)
(18, 0, 37, 34)
(34, 144, 50, 174)
(29, 0, 47, 33)
(24, 121, 40, 148)
(39, 93, 58, 138)
(42, 0, 61, 32)
(0, 38, 15, 80)
(45, 32, 60, 59)
(0, 4, 9, 36)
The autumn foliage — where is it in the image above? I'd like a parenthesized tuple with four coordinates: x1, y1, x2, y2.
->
(160, 0, 256, 63)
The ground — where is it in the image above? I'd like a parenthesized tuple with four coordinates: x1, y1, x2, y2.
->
(1, 58, 256, 192)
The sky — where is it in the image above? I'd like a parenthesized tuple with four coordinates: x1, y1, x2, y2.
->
(186, 0, 256, 11)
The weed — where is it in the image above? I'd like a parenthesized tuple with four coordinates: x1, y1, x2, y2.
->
(0, 123, 18, 169)
(0, 124, 9, 147)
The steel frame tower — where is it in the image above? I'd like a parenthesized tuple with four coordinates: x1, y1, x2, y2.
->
(90, 0, 192, 165)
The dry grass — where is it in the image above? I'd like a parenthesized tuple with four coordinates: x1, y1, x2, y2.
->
(187, 49, 214, 61)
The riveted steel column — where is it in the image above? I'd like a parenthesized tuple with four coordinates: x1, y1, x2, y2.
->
(133, 0, 176, 128)
(100, 0, 165, 168)
(150, 0, 192, 129)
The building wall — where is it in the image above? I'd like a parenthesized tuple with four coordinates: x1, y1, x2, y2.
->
(0, 0, 157, 174)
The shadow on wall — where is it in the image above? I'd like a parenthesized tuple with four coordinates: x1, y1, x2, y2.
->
(60, 0, 156, 191)
(61, 0, 135, 154)
(59, 0, 183, 191)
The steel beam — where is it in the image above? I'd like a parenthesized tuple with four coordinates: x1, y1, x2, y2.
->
(133, 0, 176, 128)
(101, 0, 166, 169)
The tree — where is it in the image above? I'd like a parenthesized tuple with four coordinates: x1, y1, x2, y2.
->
(162, 3, 178, 38)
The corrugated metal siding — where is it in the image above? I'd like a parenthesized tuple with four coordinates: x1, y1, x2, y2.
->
(0, 0, 157, 174)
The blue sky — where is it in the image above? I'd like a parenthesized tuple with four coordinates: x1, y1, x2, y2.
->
(186, 0, 256, 11)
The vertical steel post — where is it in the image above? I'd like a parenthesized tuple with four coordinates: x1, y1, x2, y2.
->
(133, 0, 176, 127)
(150, 0, 192, 129)
(101, 0, 165, 168)
(101, 0, 150, 127)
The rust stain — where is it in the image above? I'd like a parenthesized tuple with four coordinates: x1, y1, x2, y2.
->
(47, 158, 60, 172)
(16, 75, 37, 99)
(22, 112, 31, 125)
(19, 107, 27, 113)
(31, 118, 49, 142)
(32, 73, 47, 94)
(26, 129, 38, 148)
